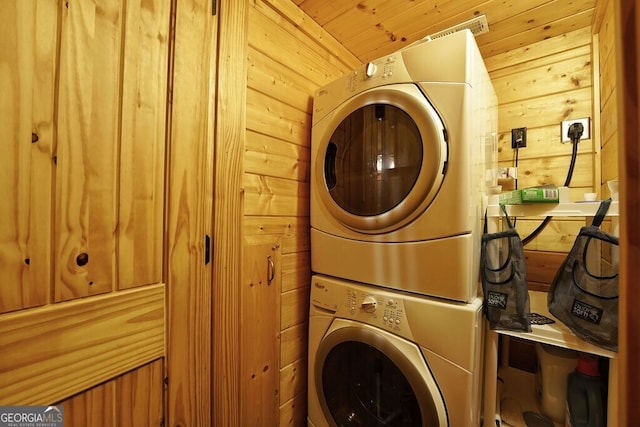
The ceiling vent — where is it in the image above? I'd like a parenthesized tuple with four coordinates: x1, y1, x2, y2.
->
(426, 14, 489, 40)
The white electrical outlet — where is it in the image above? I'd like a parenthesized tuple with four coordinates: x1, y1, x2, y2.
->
(561, 117, 590, 142)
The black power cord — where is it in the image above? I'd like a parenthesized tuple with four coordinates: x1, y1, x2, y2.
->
(521, 122, 584, 245)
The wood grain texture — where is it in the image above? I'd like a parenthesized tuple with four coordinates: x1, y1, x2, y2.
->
(118, 0, 170, 290)
(241, 236, 281, 427)
(57, 359, 164, 427)
(297, 0, 597, 62)
(0, 1, 57, 313)
(166, 0, 216, 425)
(115, 359, 164, 427)
(212, 0, 247, 425)
(0, 284, 164, 405)
(614, 0, 639, 423)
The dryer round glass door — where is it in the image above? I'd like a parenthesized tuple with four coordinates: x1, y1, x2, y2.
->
(315, 321, 448, 426)
(314, 83, 447, 234)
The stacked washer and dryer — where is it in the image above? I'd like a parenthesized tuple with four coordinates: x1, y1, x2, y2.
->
(308, 30, 497, 427)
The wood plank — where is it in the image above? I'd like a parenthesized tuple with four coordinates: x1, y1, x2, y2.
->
(115, 359, 164, 427)
(0, 284, 165, 405)
(248, 7, 348, 87)
(55, 0, 123, 301)
(245, 130, 310, 182)
(279, 391, 307, 427)
(511, 218, 584, 252)
(248, 47, 314, 113)
(524, 250, 566, 285)
(476, 0, 595, 50)
(484, 27, 592, 72)
(168, 0, 216, 425)
(279, 358, 307, 404)
(247, 87, 311, 146)
(212, 0, 247, 425)
(600, 86, 618, 144)
(498, 152, 594, 188)
(491, 54, 592, 105)
(479, 10, 594, 58)
(599, 41, 617, 107)
(60, 380, 115, 427)
(601, 133, 619, 183)
(280, 322, 307, 367)
(118, 0, 169, 290)
(243, 173, 310, 217)
(496, 126, 593, 160)
(497, 87, 592, 132)
(241, 235, 281, 427)
(488, 44, 592, 80)
(257, 0, 360, 70)
(280, 286, 310, 329)
(0, 1, 57, 313)
(616, 0, 640, 422)
(281, 251, 311, 293)
(243, 216, 310, 254)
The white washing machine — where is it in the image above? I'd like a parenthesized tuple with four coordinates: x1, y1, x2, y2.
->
(310, 30, 497, 302)
(307, 274, 485, 427)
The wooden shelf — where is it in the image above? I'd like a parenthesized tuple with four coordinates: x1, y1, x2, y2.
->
(497, 291, 617, 359)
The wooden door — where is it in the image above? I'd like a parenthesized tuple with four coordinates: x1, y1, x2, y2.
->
(0, 0, 169, 421)
(241, 235, 282, 427)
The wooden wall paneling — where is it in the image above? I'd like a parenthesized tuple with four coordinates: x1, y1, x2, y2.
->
(279, 358, 306, 406)
(281, 251, 311, 293)
(523, 250, 567, 291)
(485, 27, 593, 72)
(57, 359, 164, 427)
(115, 359, 164, 427)
(256, 0, 361, 71)
(118, 0, 170, 290)
(241, 235, 282, 427)
(279, 392, 307, 427)
(246, 88, 310, 146)
(614, 0, 639, 423)
(247, 48, 313, 113)
(480, 10, 594, 58)
(166, 0, 217, 425)
(55, 0, 123, 301)
(490, 54, 592, 105)
(0, 1, 57, 313)
(243, 174, 310, 217)
(498, 153, 594, 189)
(280, 287, 310, 330)
(497, 87, 593, 132)
(280, 322, 308, 368)
(212, 0, 248, 425)
(0, 284, 164, 405)
(60, 380, 116, 427)
(248, 6, 350, 88)
(245, 130, 310, 182)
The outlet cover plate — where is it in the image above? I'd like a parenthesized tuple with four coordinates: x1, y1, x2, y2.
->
(561, 117, 590, 142)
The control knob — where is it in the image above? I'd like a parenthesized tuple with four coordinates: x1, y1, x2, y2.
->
(361, 296, 377, 312)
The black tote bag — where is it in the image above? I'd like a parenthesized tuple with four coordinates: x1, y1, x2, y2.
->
(548, 199, 619, 352)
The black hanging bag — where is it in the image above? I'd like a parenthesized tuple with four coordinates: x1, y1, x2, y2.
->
(481, 205, 531, 332)
(548, 199, 619, 352)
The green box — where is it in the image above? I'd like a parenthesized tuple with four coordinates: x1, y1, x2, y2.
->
(499, 186, 559, 205)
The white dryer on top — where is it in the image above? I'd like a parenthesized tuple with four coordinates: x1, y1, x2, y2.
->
(310, 30, 497, 302)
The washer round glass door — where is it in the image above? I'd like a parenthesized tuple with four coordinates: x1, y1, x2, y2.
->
(315, 84, 447, 234)
(315, 320, 448, 426)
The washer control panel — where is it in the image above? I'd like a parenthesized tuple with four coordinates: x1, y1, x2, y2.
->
(311, 277, 409, 335)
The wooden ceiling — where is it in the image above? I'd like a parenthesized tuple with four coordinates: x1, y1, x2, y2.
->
(294, 0, 601, 62)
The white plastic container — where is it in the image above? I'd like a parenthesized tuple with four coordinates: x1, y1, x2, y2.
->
(535, 343, 578, 423)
